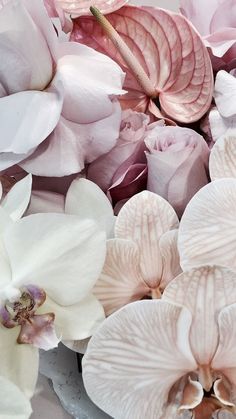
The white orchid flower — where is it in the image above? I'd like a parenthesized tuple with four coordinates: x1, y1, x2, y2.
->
(83, 266, 236, 418)
(0, 376, 32, 419)
(0, 212, 106, 397)
(93, 190, 181, 316)
(209, 136, 236, 180)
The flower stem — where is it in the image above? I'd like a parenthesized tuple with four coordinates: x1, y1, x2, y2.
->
(90, 6, 157, 99)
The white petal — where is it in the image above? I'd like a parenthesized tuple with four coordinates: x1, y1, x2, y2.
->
(0, 325, 39, 398)
(65, 178, 114, 236)
(210, 136, 236, 180)
(115, 191, 179, 288)
(209, 108, 236, 143)
(3, 214, 106, 305)
(178, 179, 236, 270)
(159, 229, 182, 291)
(0, 376, 32, 419)
(163, 266, 236, 365)
(214, 71, 236, 118)
(39, 294, 105, 340)
(94, 239, 149, 316)
(26, 190, 65, 215)
(2, 174, 32, 221)
(83, 300, 196, 419)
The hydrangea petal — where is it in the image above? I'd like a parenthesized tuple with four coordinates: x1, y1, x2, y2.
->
(83, 300, 197, 419)
(178, 179, 236, 270)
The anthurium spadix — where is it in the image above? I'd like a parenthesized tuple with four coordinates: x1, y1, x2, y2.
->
(83, 266, 236, 418)
(71, 5, 214, 123)
(178, 178, 236, 271)
(0, 212, 106, 396)
(93, 191, 181, 316)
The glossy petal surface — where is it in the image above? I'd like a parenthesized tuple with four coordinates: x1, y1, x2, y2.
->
(55, 0, 128, 16)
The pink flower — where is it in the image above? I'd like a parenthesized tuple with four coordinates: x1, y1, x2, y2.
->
(180, 0, 236, 70)
(0, 0, 125, 177)
(145, 126, 210, 217)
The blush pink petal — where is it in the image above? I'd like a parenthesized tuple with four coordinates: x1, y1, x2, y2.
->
(210, 0, 236, 33)
(180, 0, 219, 36)
(55, 0, 128, 16)
(83, 300, 197, 419)
(159, 229, 182, 291)
(18, 313, 59, 350)
(72, 6, 213, 123)
(93, 239, 149, 316)
(109, 164, 147, 205)
(163, 266, 236, 366)
(178, 179, 236, 271)
(115, 191, 179, 288)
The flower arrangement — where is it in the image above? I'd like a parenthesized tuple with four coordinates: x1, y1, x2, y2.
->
(1, 0, 236, 417)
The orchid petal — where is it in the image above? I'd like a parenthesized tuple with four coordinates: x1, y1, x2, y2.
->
(18, 313, 60, 351)
(214, 71, 236, 118)
(180, 0, 218, 36)
(159, 229, 182, 291)
(27, 190, 65, 215)
(163, 266, 236, 366)
(213, 377, 234, 407)
(83, 300, 197, 419)
(0, 376, 32, 418)
(1, 174, 32, 221)
(209, 108, 236, 143)
(0, 325, 39, 398)
(115, 191, 179, 288)
(178, 179, 236, 271)
(55, 0, 128, 16)
(65, 179, 114, 236)
(179, 377, 203, 410)
(93, 239, 149, 316)
(38, 294, 105, 340)
(205, 29, 236, 58)
(210, 136, 236, 180)
(3, 214, 106, 305)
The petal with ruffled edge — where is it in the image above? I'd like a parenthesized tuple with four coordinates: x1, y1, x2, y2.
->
(115, 191, 179, 288)
(178, 178, 236, 271)
(3, 214, 106, 306)
(93, 239, 149, 316)
(0, 376, 32, 418)
(210, 136, 236, 180)
(214, 71, 236, 118)
(159, 229, 182, 291)
(163, 266, 236, 366)
(0, 325, 39, 398)
(38, 293, 105, 341)
(83, 300, 197, 419)
(65, 178, 114, 237)
(1, 174, 32, 221)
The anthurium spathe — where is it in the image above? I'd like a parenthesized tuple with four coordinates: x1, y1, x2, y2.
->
(93, 191, 181, 315)
(83, 266, 236, 418)
(0, 0, 125, 176)
(0, 212, 106, 396)
(71, 5, 213, 123)
(55, 0, 128, 17)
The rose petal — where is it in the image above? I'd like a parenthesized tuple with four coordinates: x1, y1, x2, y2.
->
(178, 178, 236, 271)
(55, 0, 128, 16)
(3, 214, 106, 305)
(0, 376, 32, 418)
(1, 174, 32, 221)
(93, 239, 149, 316)
(210, 136, 236, 180)
(163, 266, 236, 366)
(83, 300, 197, 419)
(115, 191, 179, 288)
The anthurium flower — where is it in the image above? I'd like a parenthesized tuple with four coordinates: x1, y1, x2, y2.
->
(83, 265, 236, 418)
(71, 5, 213, 123)
(178, 178, 236, 271)
(55, 0, 128, 17)
(0, 0, 125, 176)
(0, 212, 106, 396)
(93, 191, 181, 315)
(0, 376, 32, 418)
(145, 126, 210, 217)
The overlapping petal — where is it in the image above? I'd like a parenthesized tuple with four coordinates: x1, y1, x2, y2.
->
(178, 179, 236, 270)
(1, 174, 32, 221)
(83, 300, 197, 419)
(210, 136, 236, 180)
(214, 71, 236, 118)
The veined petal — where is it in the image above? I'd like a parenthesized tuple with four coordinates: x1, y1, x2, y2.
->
(163, 266, 236, 366)
(210, 136, 236, 180)
(83, 300, 197, 419)
(115, 191, 179, 288)
(214, 71, 236, 118)
(65, 178, 114, 236)
(3, 214, 106, 305)
(1, 174, 32, 221)
(0, 325, 39, 398)
(178, 179, 236, 271)
(159, 229, 182, 291)
(39, 294, 105, 340)
(93, 239, 149, 316)
(0, 376, 32, 418)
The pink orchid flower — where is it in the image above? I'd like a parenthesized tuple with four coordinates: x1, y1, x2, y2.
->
(0, 0, 125, 177)
(83, 265, 236, 418)
(180, 0, 236, 70)
(71, 5, 213, 123)
(93, 190, 181, 316)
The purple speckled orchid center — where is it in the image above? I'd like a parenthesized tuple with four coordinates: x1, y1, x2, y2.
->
(0, 285, 56, 347)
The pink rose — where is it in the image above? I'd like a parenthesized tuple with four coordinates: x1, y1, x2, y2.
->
(145, 126, 210, 217)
